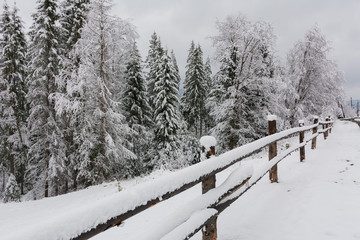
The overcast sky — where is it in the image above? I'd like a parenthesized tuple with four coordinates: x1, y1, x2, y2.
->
(1, 0, 360, 100)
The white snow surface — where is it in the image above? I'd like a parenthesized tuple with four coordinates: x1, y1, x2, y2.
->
(160, 208, 217, 240)
(1, 121, 359, 240)
(199, 136, 217, 151)
(267, 114, 277, 121)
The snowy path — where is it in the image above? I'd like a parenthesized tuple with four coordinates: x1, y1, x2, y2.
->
(216, 120, 360, 240)
(93, 120, 360, 240)
(0, 121, 359, 240)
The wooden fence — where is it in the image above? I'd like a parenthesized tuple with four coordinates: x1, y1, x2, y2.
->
(340, 117, 360, 127)
(73, 116, 334, 240)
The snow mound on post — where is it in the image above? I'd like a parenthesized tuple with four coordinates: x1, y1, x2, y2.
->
(267, 115, 277, 121)
(200, 136, 217, 151)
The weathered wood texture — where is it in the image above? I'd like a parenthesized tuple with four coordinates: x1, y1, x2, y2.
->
(268, 120, 278, 183)
(299, 122, 305, 162)
(311, 118, 318, 149)
(202, 144, 217, 240)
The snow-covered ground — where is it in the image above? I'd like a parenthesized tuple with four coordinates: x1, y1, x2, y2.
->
(0, 120, 359, 240)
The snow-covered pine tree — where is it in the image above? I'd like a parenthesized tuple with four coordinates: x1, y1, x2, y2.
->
(146, 32, 163, 111)
(152, 50, 183, 168)
(0, 2, 12, 198)
(181, 42, 207, 138)
(69, 0, 136, 186)
(53, 0, 90, 192)
(122, 42, 152, 176)
(208, 15, 276, 152)
(203, 57, 214, 134)
(0, 2, 28, 197)
(60, 0, 90, 53)
(170, 50, 181, 92)
(204, 57, 213, 93)
(27, 0, 65, 198)
(3, 173, 21, 202)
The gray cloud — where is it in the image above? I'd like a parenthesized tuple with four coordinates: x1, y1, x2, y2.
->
(2, 0, 359, 99)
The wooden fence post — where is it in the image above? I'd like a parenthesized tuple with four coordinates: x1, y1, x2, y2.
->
(268, 115, 278, 183)
(327, 116, 332, 134)
(311, 117, 318, 149)
(200, 137, 217, 240)
(324, 117, 329, 139)
(299, 120, 305, 162)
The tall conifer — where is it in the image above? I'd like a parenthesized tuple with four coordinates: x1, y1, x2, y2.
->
(27, 0, 64, 198)
(181, 43, 207, 138)
(0, 2, 28, 198)
(122, 42, 152, 176)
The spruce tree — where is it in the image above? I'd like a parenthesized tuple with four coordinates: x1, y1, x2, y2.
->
(146, 32, 163, 111)
(181, 43, 207, 138)
(3, 173, 21, 202)
(0, 2, 28, 196)
(203, 57, 213, 134)
(27, 0, 65, 198)
(122, 42, 152, 176)
(152, 50, 181, 168)
(54, 0, 90, 192)
(0, 2, 12, 170)
(170, 50, 181, 92)
(60, 0, 90, 52)
(0, 2, 12, 198)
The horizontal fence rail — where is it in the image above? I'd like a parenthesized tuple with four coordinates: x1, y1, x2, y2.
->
(72, 117, 334, 240)
(340, 117, 360, 127)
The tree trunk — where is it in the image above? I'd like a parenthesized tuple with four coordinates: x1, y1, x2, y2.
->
(45, 180, 49, 198)
(45, 149, 49, 198)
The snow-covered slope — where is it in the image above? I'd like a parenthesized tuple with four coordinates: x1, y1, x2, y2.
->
(0, 121, 359, 240)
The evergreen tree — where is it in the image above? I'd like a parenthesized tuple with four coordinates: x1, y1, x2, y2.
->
(181, 42, 207, 138)
(122, 42, 152, 176)
(203, 57, 214, 133)
(170, 49, 181, 92)
(0, 1, 12, 180)
(152, 50, 181, 168)
(27, 0, 64, 198)
(154, 51, 180, 146)
(204, 57, 213, 92)
(53, 0, 90, 192)
(66, 0, 136, 186)
(0, 2, 12, 198)
(3, 173, 21, 202)
(60, 0, 90, 53)
(0, 3, 28, 196)
(146, 32, 163, 111)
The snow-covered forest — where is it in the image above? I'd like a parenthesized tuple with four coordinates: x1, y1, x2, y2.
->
(0, 0, 353, 203)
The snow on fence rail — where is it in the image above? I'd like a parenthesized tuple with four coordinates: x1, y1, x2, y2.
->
(341, 117, 360, 127)
(65, 116, 334, 240)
